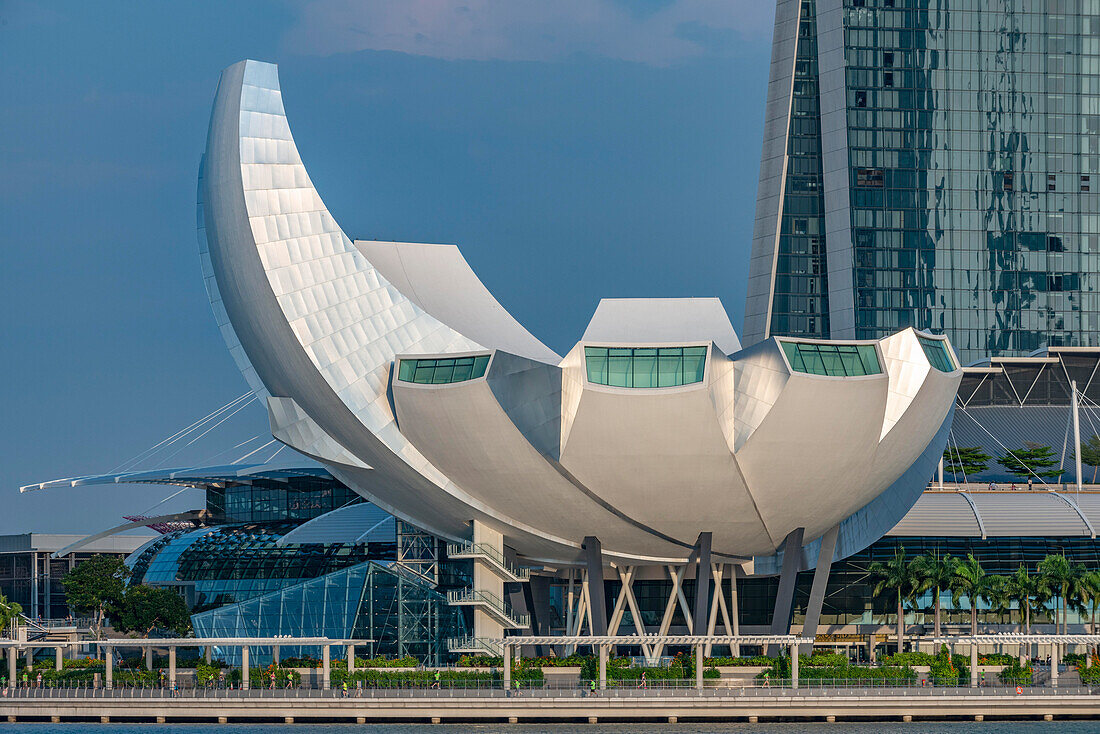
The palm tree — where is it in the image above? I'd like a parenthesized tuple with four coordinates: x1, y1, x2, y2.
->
(1081, 571, 1100, 659)
(912, 551, 959, 638)
(0, 593, 21, 639)
(986, 575, 1011, 625)
(869, 546, 917, 654)
(1002, 566, 1040, 635)
(1002, 566, 1043, 662)
(950, 554, 995, 635)
(1038, 555, 1087, 634)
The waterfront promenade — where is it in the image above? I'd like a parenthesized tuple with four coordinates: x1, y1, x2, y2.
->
(1, 685, 1099, 724)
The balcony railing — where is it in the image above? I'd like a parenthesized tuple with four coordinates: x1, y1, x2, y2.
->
(446, 636, 504, 657)
(446, 589, 529, 629)
(446, 542, 530, 581)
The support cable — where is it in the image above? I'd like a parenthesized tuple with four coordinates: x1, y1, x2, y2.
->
(954, 405, 1049, 486)
(153, 394, 258, 468)
(110, 392, 253, 473)
(232, 439, 277, 465)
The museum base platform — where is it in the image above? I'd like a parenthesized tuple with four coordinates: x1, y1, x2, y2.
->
(2, 689, 1100, 723)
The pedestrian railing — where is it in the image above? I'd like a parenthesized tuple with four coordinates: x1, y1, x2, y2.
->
(0, 678, 1094, 698)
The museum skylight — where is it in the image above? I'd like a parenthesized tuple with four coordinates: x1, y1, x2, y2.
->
(780, 341, 881, 377)
(397, 355, 491, 384)
(584, 346, 707, 388)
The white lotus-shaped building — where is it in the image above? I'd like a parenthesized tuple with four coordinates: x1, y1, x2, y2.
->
(199, 60, 961, 575)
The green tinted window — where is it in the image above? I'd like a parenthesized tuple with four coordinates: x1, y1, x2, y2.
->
(397, 355, 491, 384)
(918, 336, 955, 372)
(781, 341, 882, 376)
(584, 346, 708, 388)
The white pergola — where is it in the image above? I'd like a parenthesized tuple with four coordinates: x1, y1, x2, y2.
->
(931, 634, 1100, 687)
(0, 636, 370, 690)
(501, 635, 813, 690)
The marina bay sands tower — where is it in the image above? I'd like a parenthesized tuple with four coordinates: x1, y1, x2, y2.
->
(745, 0, 1100, 366)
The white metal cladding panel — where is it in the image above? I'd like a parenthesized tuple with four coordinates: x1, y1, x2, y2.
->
(1066, 493, 1100, 530)
(233, 61, 481, 491)
(969, 492, 1089, 537)
(887, 493, 980, 536)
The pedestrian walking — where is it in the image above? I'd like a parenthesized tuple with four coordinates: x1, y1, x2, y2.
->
(342, 680, 348, 697)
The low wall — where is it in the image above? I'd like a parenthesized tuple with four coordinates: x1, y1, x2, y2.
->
(1, 689, 1098, 723)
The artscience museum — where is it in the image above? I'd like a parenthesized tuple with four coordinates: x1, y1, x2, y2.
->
(192, 59, 961, 650)
(32, 56, 1100, 664)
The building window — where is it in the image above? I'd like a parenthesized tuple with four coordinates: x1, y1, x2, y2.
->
(1048, 174, 1057, 192)
(780, 341, 881, 377)
(1047, 235, 1064, 253)
(883, 72, 894, 88)
(1003, 171, 1014, 191)
(917, 335, 955, 373)
(397, 355, 491, 384)
(857, 168, 884, 187)
(1082, 175, 1091, 192)
(584, 346, 707, 388)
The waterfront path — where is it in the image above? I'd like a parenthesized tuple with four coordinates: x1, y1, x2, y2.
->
(2, 686, 1100, 723)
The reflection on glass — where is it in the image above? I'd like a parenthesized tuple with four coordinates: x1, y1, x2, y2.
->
(918, 335, 955, 373)
(584, 346, 708, 387)
(781, 341, 881, 377)
(398, 355, 491, 384)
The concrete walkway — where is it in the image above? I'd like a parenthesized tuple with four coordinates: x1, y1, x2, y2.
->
(1, 687, 1098, 723)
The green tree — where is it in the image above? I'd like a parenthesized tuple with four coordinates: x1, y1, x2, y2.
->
(1082, 570, 1100, 638)
(116, 585, 192, 637)
(996, 443, 1061, 480)
(868, 546, 918, 654)
(911, 551, 959, 638)
(950, 554, 996, 635)
(0, 593, 22, 639)
(1080, 435, 1100, 483)
(61, 555, 129, 641)
(1001, 566, 1041, 636)
(942, 446, 992, 479)
(1037, 555, 1087, 635)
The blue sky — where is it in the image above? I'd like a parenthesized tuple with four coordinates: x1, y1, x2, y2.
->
(0, 0, 772, 534)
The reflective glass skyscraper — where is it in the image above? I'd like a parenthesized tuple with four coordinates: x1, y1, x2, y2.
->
(746, 0, 1100, 365)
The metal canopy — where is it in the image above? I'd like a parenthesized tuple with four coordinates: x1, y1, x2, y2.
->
(502, 635, 812, 646)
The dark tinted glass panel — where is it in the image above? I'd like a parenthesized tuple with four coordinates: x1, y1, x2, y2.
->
(919, 336, 955, 372)
(397, 355, 491, 384)
(585, 346, 708, 388)
(781, 340, 882, 376)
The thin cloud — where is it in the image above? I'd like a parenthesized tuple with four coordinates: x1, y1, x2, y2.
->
(282, 0, 773, 65)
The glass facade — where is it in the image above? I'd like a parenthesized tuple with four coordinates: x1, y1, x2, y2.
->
(584, 346, 708, 388)
(780, 340, 882, 376)
(770, 0, 832, 339)
(397, 355, 490, 384)
(128, 524, 384, 612)
(206, 478, 362, 524)
(192, 561, 464, 666)
(918, 334, 955, 372)
(764, 0, 1100, 365)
